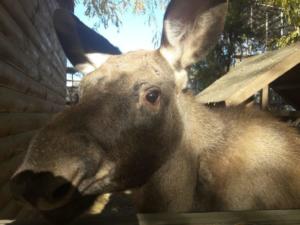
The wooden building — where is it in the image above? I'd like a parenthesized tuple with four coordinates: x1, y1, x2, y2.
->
(197, 43, 300, 119)
(0, 0, 74, 219)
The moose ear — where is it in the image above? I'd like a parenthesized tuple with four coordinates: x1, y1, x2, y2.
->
(159, 0, 227, 70)
(53, 9, 121, 75)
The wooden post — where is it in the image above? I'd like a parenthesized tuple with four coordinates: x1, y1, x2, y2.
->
(261, 85, 269, 110)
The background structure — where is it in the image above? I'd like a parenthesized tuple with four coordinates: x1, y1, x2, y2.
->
(0, 0, 73, 219)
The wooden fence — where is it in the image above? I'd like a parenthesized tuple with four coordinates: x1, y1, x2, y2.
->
(0, 0, 67, 219)
(2, 209, 300, 225)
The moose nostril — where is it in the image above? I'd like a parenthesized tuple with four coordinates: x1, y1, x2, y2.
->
(10, 170, 76, 210)
(51, 182, 72, 201)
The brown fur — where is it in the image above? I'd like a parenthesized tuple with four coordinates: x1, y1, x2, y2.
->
(10, 0, 300, 223)
(132, 99, 300, 212)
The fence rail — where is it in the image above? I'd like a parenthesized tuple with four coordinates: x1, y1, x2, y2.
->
(2, 209, 300, 225)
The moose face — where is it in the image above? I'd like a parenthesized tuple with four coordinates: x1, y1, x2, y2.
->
(11, 51, 183, 222)
(10, 0, 227, 223)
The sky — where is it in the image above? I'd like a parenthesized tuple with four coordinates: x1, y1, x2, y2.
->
(67, 2, 167, 85)
(74, 2, 166, 53)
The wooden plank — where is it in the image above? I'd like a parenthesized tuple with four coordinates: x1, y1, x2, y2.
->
(0, 61, 65, 104)
(226, 50, 300, 106)
(0, 5, 24, 48)
(0, 183, 12, 209)
(0, 87, 65, 113)
(0, 182, 15, 211)
(0, 1, 66, 87)
(2, 0, 67, 81)
(0, 33, 38, 79)
(0, 1, 47, 56)
(0, 220, 13, 225)
(138, 210, 300, 225)
(0, 113, 52, 137)
(197, 43, 300, 105)
(261, 85, 269, 110)
(39, 0, 67, 71)
(0, 153, 25, 187)
(0, 5, 42, 70)
(4, 210, 300, 225)
(15, 0, 39, 22)
(31, 0, 70, 79)
(0, 131, 35, 162)
(0, 34, 65, 97)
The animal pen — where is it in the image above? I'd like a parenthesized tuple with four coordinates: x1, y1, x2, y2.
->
(197, 43, 300, 123)
(0, 0, 70, 221)
(0, 0, 300, 225)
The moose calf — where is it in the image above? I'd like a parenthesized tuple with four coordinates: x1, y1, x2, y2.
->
(10, 0, 300, 223)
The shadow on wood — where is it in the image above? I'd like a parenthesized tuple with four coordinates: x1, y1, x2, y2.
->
(3, 209, 300, 225)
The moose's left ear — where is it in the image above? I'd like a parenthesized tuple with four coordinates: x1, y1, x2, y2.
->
(53, 9, 121, 75)
(159, 0, 227, 71)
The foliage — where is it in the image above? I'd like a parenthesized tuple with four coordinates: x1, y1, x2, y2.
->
(190, 0, 261, 92)
(75, 0, 169, 29)
(190, 0, 300, 92)
(75, 0, 300, 93)
(259, 0, 300, 47)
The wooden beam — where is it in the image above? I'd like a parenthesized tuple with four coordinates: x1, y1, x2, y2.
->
(0, 153, 25, 187)
(0, 34, 65, 97)
(261, 85, 269, 110)
(0, 182, 15, 211)
(0, 220, 13, 225)
(226, 50, 300, 106)
(0, 130, 36, 162)
(1, 0, 66, 78)
(138, 210, 300, 225)
(0, 113, 53, 137)
(0, 183, 11, 209)
(0, 1, 66, 86)
(0, 87, 65, 113)
(0, 62, 66, 104)
(4, 210, 300, 225)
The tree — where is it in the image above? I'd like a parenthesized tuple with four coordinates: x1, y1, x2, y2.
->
(260, 0, 300, 47)
(189, 0, 260, 92)
(76, 0, 169, 29)
(190, 0, 300, 93)
(74, 0, 299, 93)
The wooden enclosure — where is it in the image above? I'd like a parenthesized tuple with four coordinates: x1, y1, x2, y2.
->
(3, 209, 300, 225)
(197, 43, 300, 114)
(0, 0, 71, 219)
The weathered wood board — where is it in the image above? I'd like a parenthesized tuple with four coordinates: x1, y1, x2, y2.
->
(2, 210, 300, 225)
(197, 43, 300, 107)
(0, 0, 68, 219)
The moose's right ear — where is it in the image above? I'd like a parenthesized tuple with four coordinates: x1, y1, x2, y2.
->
(53, 9, 121, 75)
(159, 0, 227, 71)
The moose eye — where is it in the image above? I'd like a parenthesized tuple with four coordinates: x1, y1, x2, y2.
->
(145, 89, 161, 104)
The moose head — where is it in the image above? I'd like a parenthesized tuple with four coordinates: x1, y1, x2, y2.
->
(10, 0, 227, 223)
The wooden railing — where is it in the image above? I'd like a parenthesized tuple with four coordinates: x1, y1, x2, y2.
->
(2, 209, 300, 225)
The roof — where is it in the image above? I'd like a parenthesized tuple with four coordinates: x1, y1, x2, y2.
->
(196, 43, 300, 108)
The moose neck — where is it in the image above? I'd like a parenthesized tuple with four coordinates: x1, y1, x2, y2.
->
(131, 92, 226, 212)
(177, 93, 226, 154)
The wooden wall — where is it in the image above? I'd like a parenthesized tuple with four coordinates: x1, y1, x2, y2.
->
(0, 0, 67, 219)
